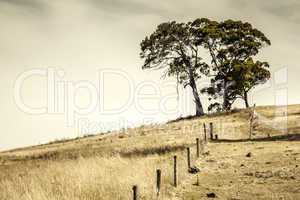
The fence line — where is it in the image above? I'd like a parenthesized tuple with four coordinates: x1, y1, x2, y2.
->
(132, 133, 209, 199)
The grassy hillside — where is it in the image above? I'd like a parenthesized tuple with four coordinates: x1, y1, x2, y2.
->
(0, 105, 299, 199)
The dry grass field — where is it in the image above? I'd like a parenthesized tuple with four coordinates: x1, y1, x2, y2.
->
(0, 105, 299, 199)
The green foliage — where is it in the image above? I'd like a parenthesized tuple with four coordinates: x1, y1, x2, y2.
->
(140, 21, 210, 116)
(140, 21, 209, 87)
(233, 58, 270, 93)
(194, 18, 271, 110)
(140, 18, 271, 114)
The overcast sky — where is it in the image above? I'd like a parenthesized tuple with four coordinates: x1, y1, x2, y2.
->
(0, 0, 299, 150)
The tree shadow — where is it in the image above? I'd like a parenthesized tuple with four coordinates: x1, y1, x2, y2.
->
(212, 133, 300, 143)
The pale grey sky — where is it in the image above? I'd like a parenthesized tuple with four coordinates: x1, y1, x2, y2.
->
(0, 0, 299, 150)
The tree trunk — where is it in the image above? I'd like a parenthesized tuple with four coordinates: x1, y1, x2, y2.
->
(190, 81, 204, 116)
(222, 80, 230, 111)
(188, 68, 204, 116)
(244, 90, 249, 108)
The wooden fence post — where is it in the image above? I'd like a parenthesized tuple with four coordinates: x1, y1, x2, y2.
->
(249, 104, 256, 139)
(203, 123, 207, 142)
(249, 104, 256, 140)
(196, 138, 200, 158)
(132, 185, 138, 200)
(249, 110, 253, 139)
(215, 134, 218, 141)
(187, 147, 191, 170)
(209, 122, 213, 140)
(173, 156, 177, 187)
(156, 169, 161, 197)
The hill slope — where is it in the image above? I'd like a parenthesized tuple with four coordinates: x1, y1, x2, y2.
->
(0, 105, 299, 199)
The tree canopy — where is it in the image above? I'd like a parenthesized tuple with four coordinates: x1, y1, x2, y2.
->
(140, 18, 271, 115)
(192, 18, 271, 110)
(140, 21, 209, 116)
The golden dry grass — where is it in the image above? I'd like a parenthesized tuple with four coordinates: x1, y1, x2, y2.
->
(0, 154, 189, 200)
(0, 105, 300, 199)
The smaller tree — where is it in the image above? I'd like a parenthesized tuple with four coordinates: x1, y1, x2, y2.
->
(201, 58, 271, 110)
(231, 58, 271, 108)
